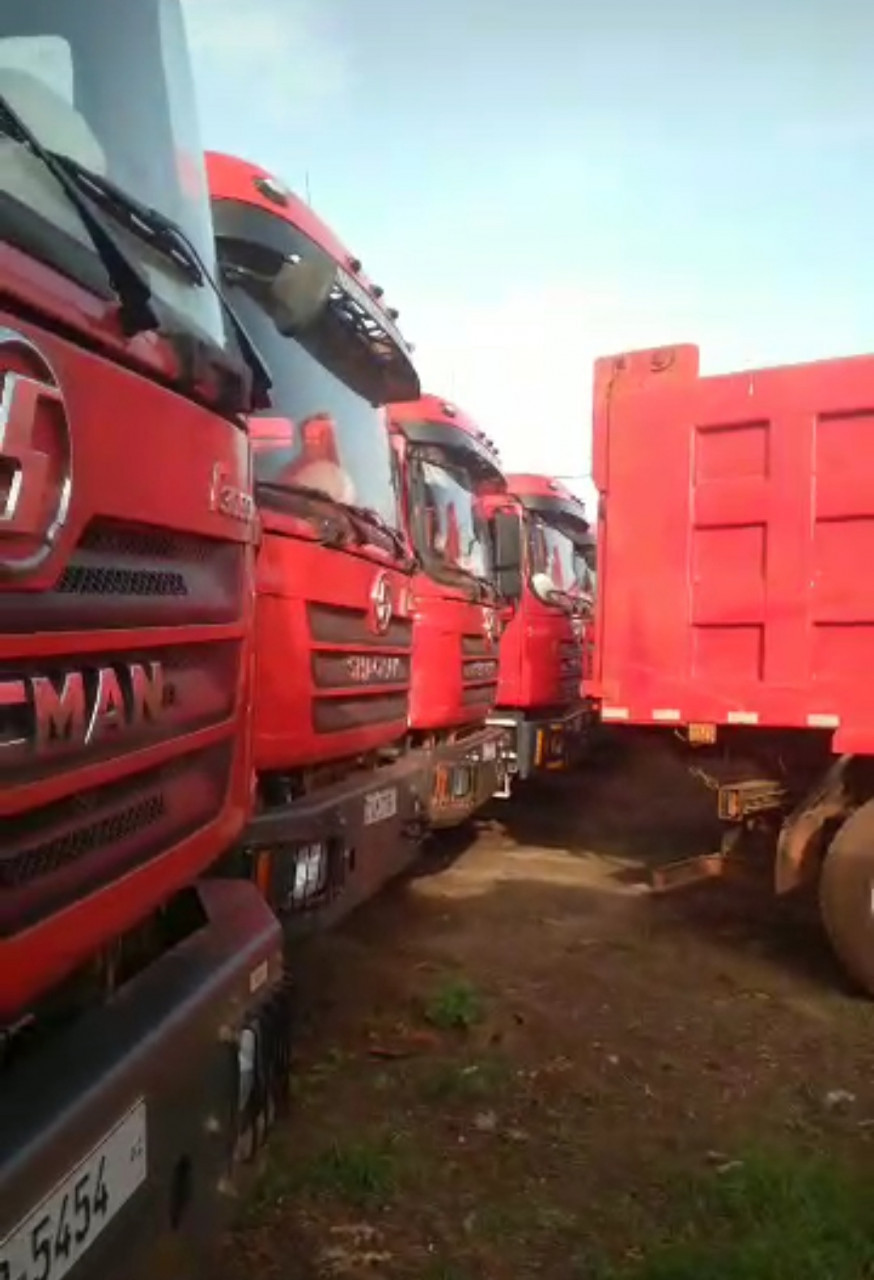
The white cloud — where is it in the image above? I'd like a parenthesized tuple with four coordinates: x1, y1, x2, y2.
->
(407, 278, 874, 508)
(406, 284, 705, 491)
(183, 0, 348, 131)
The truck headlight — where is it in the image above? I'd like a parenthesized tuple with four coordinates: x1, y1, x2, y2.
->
(237, 1025, 258, 1115)
(291, 842, 329, 905)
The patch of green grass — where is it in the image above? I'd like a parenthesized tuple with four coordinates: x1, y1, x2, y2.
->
(423, 976, 485, 1031)
(296, 1135, 404, 1209)
(597, 1150, 874, 1280)
(418, 1056, 511, 1102)
(422, 1261, 475, 1280)
(236, 1130, 409, 1224)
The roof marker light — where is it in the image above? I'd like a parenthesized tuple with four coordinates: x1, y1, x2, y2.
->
(254, 173, 290, 206)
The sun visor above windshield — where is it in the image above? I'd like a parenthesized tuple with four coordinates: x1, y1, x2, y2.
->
(211, 195, 419, 404)
(398, 418, 504, 484)
(517, 493, 591, 543)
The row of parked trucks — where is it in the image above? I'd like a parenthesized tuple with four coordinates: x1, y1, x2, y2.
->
(0, 7, 596, 1279)
(11, 5, 873, 1278)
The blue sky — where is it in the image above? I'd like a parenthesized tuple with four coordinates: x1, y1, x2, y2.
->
(185, 0, 874, 501)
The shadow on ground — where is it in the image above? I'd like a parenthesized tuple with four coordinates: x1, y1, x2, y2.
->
(213, 735, 874, 1279)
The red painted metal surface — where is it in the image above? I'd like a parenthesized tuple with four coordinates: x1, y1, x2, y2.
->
(205, 151, 392, 308)
(591, 343, 874, 753)
(389, 395, 504, 732)
(1, 240, 254, 1022)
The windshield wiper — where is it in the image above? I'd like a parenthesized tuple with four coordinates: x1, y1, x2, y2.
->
(256, 484, 411, 563)
(47, 154, 271, 409)
(0, 93, 157, 335)
(0, 98, 271, 406)
(344, 504, 411, 564)
(427, 554, 490, 602)
(256, 480, 334, 505)
(254, 480, 349, 547)
(52, 153, 204, 285)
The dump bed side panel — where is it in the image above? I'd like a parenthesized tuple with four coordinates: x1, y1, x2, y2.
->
(592, 345, 874, 752)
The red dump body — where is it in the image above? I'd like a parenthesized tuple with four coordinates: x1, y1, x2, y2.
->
(495, 474, 587, 710)
(389, 394, 504, 732)
(207, 153, 415, 772)
(591, 343, 874, 754)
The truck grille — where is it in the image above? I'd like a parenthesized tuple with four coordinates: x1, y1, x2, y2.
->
(461, 633, 499, 712)
(3, 519, 244, 631)
(0, 743, 232, 935)
(307, 602, 411, 737)
(560, 640, 582, 701)
(1, 795, 166, 889)
(0, 516, 245, 935)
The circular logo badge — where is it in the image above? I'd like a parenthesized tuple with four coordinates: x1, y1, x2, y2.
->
(0, 328, 72, 575)
(368, 571, 393, 635)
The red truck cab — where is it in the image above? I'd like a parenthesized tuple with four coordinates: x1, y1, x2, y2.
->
(389, 394, 514, 825)
(208, 153, 429, 928)
(486, 475, 594, 788)
(0, 8, 286, 1280)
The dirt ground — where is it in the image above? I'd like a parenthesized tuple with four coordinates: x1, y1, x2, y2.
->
(217, 732, 874, 1279)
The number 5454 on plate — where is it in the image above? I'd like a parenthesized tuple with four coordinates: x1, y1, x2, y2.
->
(0, 1101, 147, 1280)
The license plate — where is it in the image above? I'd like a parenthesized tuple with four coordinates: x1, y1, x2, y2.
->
(1, 1102, 147, 1280)
(363, 787, 398, 826)
(482, 740, 497, 762)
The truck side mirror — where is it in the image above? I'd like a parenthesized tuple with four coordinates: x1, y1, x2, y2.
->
(492, 511, 522, 601)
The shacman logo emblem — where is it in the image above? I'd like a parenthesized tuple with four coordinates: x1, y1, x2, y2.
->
(0, 328, 72, 575)
(369, 571, 393, 635)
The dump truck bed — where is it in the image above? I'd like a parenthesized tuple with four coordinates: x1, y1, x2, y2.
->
(590, 343, 874, 754)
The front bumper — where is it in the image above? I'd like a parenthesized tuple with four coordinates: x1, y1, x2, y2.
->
(241, 747, 430, 935)
(487, 705, 590, 784)
(0, 881, 288, 1280)
(426, 724, 511, 828)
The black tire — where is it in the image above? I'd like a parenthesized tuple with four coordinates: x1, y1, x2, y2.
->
(819, 800, 874, 995)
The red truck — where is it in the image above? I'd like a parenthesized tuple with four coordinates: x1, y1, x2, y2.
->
(0, 7, 289, 1280)
(591, 341, 874, 994)
(486, 474, 594, 790)
(388, 394, 513, 826)
(208, 152, 431, 929)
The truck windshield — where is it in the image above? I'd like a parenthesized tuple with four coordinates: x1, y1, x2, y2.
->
(528, 517, 590, 601)
(220, 255, 399, 528)
(412, 451, 492, 582)
(0, 0, 223, 344)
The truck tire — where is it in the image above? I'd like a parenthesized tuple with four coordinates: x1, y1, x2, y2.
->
(819, 800, 874, 995)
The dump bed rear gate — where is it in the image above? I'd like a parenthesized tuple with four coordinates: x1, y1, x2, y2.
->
(593, 345, 874, 753)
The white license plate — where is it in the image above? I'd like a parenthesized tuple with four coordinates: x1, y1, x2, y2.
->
(1, 1102, 147, 1280)
(482, 740, 497, 762)
(363, 787, 398, 826)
